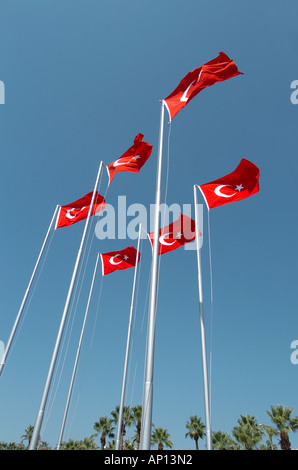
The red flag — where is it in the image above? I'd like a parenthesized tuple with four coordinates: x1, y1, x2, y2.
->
(164, 52, 243, 120)
(198, 158, 260, 209)
(100, 246, 140, 276)
(148, 213, 196, 255)
(107, 133, 153, 184)
(55, 191, 106, 229)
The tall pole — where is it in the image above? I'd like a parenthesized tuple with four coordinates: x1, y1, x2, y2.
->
(29, 161, 104, 450)
(0, 205, 59, 378)
(193, 185, 212, 450)
(115, 224, 142, 450)
(140, 101, 165, 450)
(56, 252, 100, 450)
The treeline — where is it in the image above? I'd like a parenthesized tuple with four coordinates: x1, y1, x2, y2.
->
(1, 404, 297, 450)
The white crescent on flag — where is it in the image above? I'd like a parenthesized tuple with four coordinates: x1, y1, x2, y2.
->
(159, 233, 176, 246)
(66, 206, 86, 219)
(113, 156, 140, 167)
(66, 209, 76, 219)
(180, 71, 202, 103)
(109, 254, 123, 265)
(180, 80, 196, 102)
(214, 185, 236, 198)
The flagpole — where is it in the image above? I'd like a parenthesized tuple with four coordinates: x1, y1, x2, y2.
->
(140, 100, 165, 450)
(193, 185, 212, 450)
(115, 224, 142, 451)
(56, 252, 100, 450)
(0, 204, 59, 378)
(29, 161, 104, 450)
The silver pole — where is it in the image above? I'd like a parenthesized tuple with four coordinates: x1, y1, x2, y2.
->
(115, 224, 142, 450)
(29, 161, 104, 450)
(140, 101, 165, 450)
(193, 185, 212, 450)
(0, 204, 59, 378)
(56, 252, 100, 450)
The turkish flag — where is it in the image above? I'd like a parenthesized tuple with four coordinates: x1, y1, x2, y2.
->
(107, 133, 153, 184)
(100, 246, 140, 276)
(55, 191, 106, 229)
(198, 159, 260, 209)
(148, 213, 196, 255)
(164, 52, 243, 120)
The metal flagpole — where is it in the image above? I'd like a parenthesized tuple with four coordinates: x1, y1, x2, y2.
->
(115, 224, 142, 451)
(56, 252, 100, 450)
(140, 101, 165, 450)
(193, 185, 212, 450)
(29, 161, 104, 450)
(0, 204, 59, 378)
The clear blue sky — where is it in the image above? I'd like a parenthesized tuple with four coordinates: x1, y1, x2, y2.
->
(0, 0, 297, 450)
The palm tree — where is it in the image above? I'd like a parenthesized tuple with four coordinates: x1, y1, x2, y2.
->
(111, 405, 134, 450)
(232, 415, 263, 450)
(60, 436, 98, 450)
(106, 439, 115, 450)
(258, 424, 278, 450)
(0, 441, 25, 450)
(123, 439, 136, 450)
(131, 405, 142, 450)
(151, 427, 173, 450)
(212, 431, 237, 450)
(267, 405, 298, 450)
(185, 415, 205, 450)
(21, 425, 35, 449)
(93, 416, 115, 450)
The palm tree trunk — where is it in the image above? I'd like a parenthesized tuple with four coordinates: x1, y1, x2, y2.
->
(120, 421, 126, 450)
(101, 433, 106, 450)
(136, 421, 141, 450)
(280, 431, 291, 450)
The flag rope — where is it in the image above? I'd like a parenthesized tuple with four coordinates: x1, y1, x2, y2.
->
(56, 178, 111, 443)
(41, 173, 110, 443)
(126, 237, 143, 401)
(124, 236, 144, 409)
(65, 267, 104, 441)
(207, 207, 214, 421)
(195, 186, 214, 427)
(0, 220, 56, 383)
(128, 253, 151, 409)
(156, 119, 172, 311)
(41, 206, 99, 440)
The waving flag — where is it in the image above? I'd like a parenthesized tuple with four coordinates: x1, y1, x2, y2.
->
(163, 52, 243, 121)
(198, 158, 260, 209)
(148, 213, 196, 255)
(100, 246, 140, 276)
(56, 191, 106, 229)
(107, 133, 153, 184)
